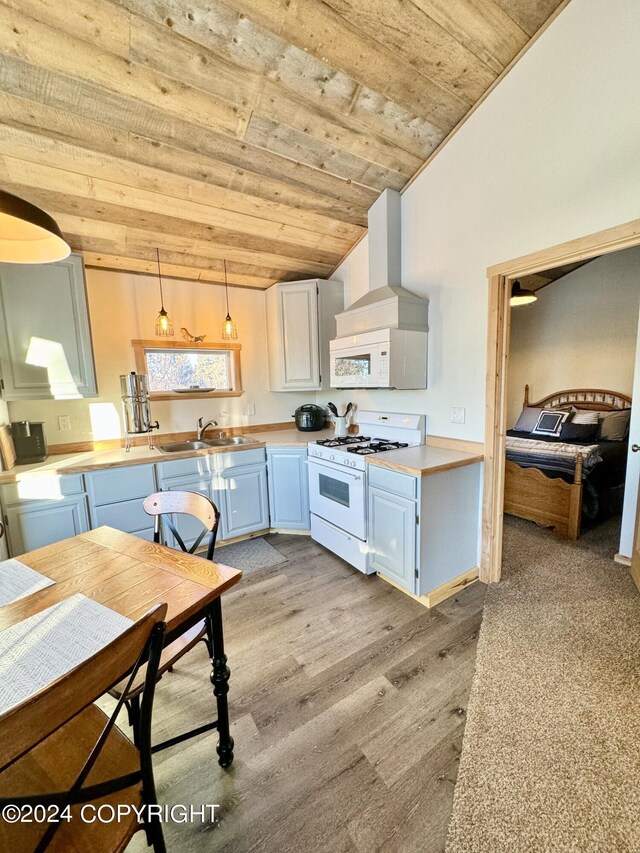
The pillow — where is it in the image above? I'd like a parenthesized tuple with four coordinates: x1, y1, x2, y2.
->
(514, 406, 542, 432)
(571, 410, 599, 425)
(532, 409, 571, 437)
(560, 421, 599, 442)
(598, 409, 631, 441)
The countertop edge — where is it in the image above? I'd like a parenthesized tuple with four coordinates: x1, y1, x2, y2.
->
(0, 430, 326, 484)
(368, 453, 484, 477)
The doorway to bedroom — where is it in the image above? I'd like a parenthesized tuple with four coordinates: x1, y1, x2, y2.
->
(503, 247, 639, 563)
(481, 216, 640, 585)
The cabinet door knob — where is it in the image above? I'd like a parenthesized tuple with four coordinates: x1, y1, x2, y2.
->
(633, 444, 640, 453)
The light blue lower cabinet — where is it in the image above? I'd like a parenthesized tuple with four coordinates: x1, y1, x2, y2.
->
(215, 463, 269, 540)
(86, 463, 157, 541)
(266, 447, 310, 530)
(368, 485, 417, 593)
(159, 475, 213, 550)
(5, 495, 90, 555)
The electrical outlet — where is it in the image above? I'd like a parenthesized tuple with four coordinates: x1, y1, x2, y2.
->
(58, 415, 71, 431)
(246, 403, 256, 417)
(450, 407, 465, 425)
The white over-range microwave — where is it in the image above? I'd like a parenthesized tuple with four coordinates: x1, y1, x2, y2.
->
(329, 327, 427, 389)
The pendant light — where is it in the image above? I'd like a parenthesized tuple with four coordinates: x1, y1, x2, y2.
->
(510, 280, 537, 307)
(0, 190, 70, 263)
(154, 248, 174, 336)
(221, 259, 238, 340)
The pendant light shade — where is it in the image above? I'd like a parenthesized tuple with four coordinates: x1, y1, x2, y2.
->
(221, 260, 238, 340)
(510, 280, 537, 307)
(154, 248, 174, 336)
(0, 190, 71, 263)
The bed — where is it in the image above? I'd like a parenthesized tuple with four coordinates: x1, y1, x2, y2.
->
(504, 385, 631, 539)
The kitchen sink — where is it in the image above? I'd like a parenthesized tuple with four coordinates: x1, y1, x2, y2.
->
(157, 435, 257, 453)
(157, 440, 212, 453)
(203, 436, 257, 447)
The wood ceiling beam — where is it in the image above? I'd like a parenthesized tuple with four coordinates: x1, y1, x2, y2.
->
(218, 0, 470, 127)
(0, 53, 378, 210)
(0, 124, 363, 242)
(81, 252, 274, 288)
(318, 0, 498, 102)
(7, 186, 344, 267)
(0, 6, 248, 136)
(0, 93, 370, 227)
(410, 0, 529, 72)
(51, 213, 335, 276)
(121, 0, 468, 131)
(70, 235, 296, 287)
(120, 0, 442, 163)
(0, 156, 359, 255)
(491, 0, 564, 38)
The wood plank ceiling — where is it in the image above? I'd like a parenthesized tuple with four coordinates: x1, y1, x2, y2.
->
(0, 0, 566, 289)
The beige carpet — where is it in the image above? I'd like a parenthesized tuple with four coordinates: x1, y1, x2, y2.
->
(446, 516, 640, 853)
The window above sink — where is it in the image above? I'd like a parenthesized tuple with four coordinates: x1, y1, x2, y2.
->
(132, 339, 242, 400)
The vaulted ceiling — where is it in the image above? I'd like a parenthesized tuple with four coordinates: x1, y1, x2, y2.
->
(0, 0, 566, 288)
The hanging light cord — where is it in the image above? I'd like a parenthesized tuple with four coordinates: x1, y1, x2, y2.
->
(224, 259, 230, 314)
(157, 247, 166, 309)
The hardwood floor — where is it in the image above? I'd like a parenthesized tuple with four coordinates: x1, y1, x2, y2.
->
(126, 534, 485, 852)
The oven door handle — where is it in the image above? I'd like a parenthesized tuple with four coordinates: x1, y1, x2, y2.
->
(306, 460, 362, 480)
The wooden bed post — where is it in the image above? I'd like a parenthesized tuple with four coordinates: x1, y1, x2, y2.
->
(567, 453, 584, 540)
(523, 384, 530, 407)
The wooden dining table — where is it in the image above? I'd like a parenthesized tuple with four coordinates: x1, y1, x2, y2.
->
(0, 526, 242, 767)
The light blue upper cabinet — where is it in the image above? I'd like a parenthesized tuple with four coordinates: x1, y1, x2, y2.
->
(267, 447, 310, 530)
(0, 253, 97, 400)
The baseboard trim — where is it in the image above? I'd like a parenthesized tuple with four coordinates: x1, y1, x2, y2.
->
(614, 552, 631, 567)
(377, 566, 479, 608)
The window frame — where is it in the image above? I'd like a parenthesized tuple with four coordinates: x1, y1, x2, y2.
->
(132, 339, 242, 400)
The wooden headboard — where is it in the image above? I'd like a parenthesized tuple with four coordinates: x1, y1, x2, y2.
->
(523, 384, 631, 411)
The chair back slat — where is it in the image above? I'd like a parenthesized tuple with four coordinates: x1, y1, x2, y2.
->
(0, 603, 167, 772)
(143, 491, 218, 531)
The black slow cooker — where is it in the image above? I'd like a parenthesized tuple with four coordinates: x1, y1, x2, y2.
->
(292, 404, 326, 431)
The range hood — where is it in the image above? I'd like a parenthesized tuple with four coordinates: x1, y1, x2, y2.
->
(335, 189, 428, 338)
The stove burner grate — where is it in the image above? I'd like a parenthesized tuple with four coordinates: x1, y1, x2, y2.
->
(315, 435, 370, 447)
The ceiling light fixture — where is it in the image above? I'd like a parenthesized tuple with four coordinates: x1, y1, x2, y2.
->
(154, 248, 174, 336)
(0, 190, 71, 264)
(221, 260, 238, 340)
(510, 280, 537, 307)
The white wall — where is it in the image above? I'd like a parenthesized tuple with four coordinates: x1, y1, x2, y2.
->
(7, 269, 315, 445)
(507, 247, 640, 426)
(322, 0, 640, 444)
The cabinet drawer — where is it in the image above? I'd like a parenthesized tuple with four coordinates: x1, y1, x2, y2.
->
(87, 464, 156, 506)
(1, 473, 85, 506)
(310, 514, 367, 573)
(156, 456, 211, 481)
(91, 499, 152, 534)
(368, 465, 417, 499)
(210, 448, 266, 471)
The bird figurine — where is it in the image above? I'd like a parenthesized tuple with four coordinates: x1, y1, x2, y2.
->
(181, 328, 207, 343)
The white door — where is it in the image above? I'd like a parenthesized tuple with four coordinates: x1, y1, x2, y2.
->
(619, 307, 640, 558)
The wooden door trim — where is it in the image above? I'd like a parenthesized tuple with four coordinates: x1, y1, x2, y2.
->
(481, 216, 640, 584)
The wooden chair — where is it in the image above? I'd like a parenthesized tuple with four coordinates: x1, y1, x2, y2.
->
(112, 491, 221, 742)
(0, 603, 167, 853)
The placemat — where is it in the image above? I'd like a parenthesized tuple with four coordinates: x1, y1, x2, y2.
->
(0, 559, 54, 607)
(0, 594, 134, 715)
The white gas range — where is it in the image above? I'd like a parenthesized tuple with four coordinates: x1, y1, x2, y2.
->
(308, 411, 425, 574)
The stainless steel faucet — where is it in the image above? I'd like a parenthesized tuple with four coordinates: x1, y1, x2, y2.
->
(197, 417, 218, 440)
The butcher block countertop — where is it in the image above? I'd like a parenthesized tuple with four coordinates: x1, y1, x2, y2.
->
(367, 445, 484, 477)
(0, 427, 332, 484)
